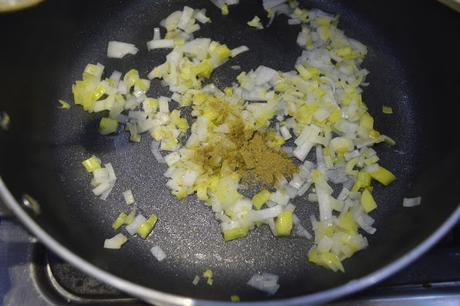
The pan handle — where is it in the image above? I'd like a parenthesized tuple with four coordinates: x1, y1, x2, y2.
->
(0, 196, 12, 217)
(438, 0, 460, 12)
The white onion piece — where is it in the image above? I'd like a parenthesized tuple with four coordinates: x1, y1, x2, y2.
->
(110, 70, 122, 84)
(316, 145, 326, 174)
(231, 45, 249, 57)
(247, 273, 280, 295)
(317, 187, 333, 221)
(158, 96, 170, 113)
(105, 163, 117, 182)
(285, 184, 299, 199)
(92, 181, 112, 197)
(365, 164, 379, 173)
(151, 141, 166, 163)
(123, 190, 135, 205)
(177, 6, 194, 30)
(292, 214, 312, 239)
(289, 174, 305, 189)
(147, 39, 175, 50)
(107, 41, 139, 59)
(280, 126, 292, 140)
(263, 0, 287, 10)
(293, 142, 314, 161)
(345, 150, 360, 161)
(403, 197, 422, 207)
(153, 27, 161, 40)
(195, 9, 210, 24)
(269, 190, 290, 206)
(104, 233, 128, 249)
(326, 166, 349, 184)
(297, 182, 311, 196)
(99, 185, 114, 201)
(352, 209, 376, 234)
(249, 205, 283, 222)
(126, 214, 146, 235)
(150, 246, 167, 261)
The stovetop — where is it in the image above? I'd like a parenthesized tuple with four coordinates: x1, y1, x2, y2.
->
(1, 213, 460, 306)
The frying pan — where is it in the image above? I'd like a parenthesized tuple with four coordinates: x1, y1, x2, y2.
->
(1, 0, 460, 304)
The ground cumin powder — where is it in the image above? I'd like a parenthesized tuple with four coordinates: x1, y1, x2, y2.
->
(194, 119, 296, 186)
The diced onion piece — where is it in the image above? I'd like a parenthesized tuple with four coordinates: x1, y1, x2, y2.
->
(275, 210, 293, 236)
(221, 4, 229, 15)
(231, 45, 249, 57)
(0, 111, 10, 130)
(153, 27, 161, 40)
(247, 16, 263, 29)
(112, 212, 128, 230)
(177, 6, 194, 30)
(92, 181, 112, 196)
(123, 189, 135, 205)
(158, 96, 170, 113)
(125, 214, 146, 235)
(252, 189, 271, 209)
(147, 39, 175, 50)
(137, 214, 158, 239)
(223, 227, 248, 241)
(99, 117, 119, 135)
(382, 105, 393, 114)
(361, 189, 377, 213)
(195, 9, 211, 24)
(403, 196, 421, 207)
(151, 141, 166, 163)
(82, 155, 101, 173)
(247, 273, 279, 295)
(107, 41, 139, 59)
(104, 233, 128, 249)
(58, 99, 71, 109)
(124, 208, 137, 225)
(368, 166, 396, 186)
(150, 245, 167, 261)
(192, 275, 200, 286)
(280, 126, 292, 140)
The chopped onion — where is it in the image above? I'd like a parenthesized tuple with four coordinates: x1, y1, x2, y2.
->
(150, 246, 167, 261)
(177, 6, 194, 30)
(231, 45, 249, 57)
(147, 39, 175, 50)
(403, 197, 422, 207)
(297, 182, 311, 196)
(192, 275, 200, 285)
(247, 273, 280, 295)
(151, 141, 166, 163)
(195, 9, 211, 24)
(280, 126, 292, 140)
(107, 41, 139, 59)
(123, 189, 135, 205)
(153, 27, 161, 40)
(249, 205, 283, 222)
(263, 0, 287, 10)
(126, 214, 146, 235)
(104, 233, 128, 249)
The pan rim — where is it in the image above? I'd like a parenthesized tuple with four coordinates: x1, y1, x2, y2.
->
(1, 177, 459, 305)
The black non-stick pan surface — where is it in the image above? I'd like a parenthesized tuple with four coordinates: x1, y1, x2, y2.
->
(1, 0, 460, 304)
